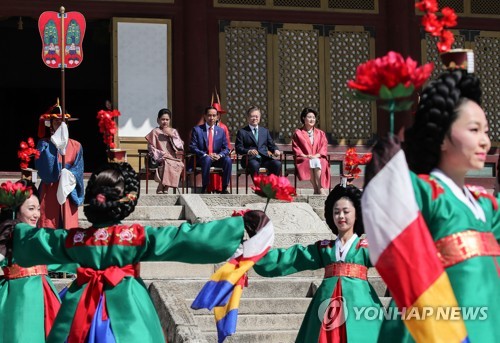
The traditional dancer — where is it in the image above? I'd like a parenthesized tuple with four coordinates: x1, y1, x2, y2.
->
(368, 67, 500, 342)
(254, 183, 383, 342)
(3, 162, 270, 342)
(0, 180, 61, 342)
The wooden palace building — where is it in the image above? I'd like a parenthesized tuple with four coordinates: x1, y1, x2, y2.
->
(1, 0, 498, 185)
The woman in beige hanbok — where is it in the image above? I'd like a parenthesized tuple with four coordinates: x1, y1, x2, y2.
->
(145, 108, 184, 194)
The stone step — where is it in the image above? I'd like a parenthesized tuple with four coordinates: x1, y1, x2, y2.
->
(204, 330, 298, 343)
(78, 219, 188, 228)
(208, 206, 328, 223)
(154, 277, 387, 298)
(196, 313, 304, 332)
(157, 279, 315, 299)
(141, 262, 216, 279)
(188, 297, 312, 315)
(78, 206, 184, 220)
(136, 194, 181, 206)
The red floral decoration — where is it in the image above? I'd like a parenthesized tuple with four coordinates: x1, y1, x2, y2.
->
(347, 51, 433, 133)
(17, 137, 40, 170)
(343, 147, 372, 179)
(418, 174, 445, 200)
(0, 181, 33, 209)
(96, 109, 121, 149)
(416, 0, 457, 53)
(252, 174, 296, 212)
(232, 209, 251, 217)
(348, 51, 433, 107)
(466, 185, 498, 211)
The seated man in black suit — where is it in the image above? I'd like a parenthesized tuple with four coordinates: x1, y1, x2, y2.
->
(235, 106, 281, 179)
(189, 106, 232, 194)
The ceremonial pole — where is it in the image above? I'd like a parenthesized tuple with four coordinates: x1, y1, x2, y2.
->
(39, 7, 86, 229)
(60, 6, 67, 172)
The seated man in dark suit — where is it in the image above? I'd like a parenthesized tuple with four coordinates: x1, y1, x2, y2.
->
(189, 106, 232, 194)
(235, 106, 281, 178)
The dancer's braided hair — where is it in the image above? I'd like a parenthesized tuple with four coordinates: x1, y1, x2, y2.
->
(405, 70, 481, 174)
(324, 184, 364, 236)
(83, 162, 140, 225)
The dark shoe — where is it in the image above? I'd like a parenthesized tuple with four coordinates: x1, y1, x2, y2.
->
(220, 189, 230, 194)
(200, 187, 207, 194)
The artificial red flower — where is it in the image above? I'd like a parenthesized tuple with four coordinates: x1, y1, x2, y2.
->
(441, 7, 458, 27)
(0, 181, 32, 209)
(343, 147, 372, 179)
(252, 174, 296, 211)
(18, 137, 40, 170)
(347, 51, 433, 98)
(27, 137, 35, 148)
(97, 109, 121, 149)
(416, 1, 457, 53)
(422, 13, 443, 36)
(415, 0, 438, 13)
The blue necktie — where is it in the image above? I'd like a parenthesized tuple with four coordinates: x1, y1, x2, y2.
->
(253, 128, 260, 159)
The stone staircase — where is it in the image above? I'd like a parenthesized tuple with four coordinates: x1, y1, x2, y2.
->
(119, 192, 390, 343)
(152, 270, 390, 343)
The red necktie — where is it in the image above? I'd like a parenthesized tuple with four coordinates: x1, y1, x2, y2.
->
(208, 126, 214, 154)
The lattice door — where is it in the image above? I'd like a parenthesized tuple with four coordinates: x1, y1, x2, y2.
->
(325, 26, 375, 144)
(220, 23, 270, 138)
(220, 21, 375, 143)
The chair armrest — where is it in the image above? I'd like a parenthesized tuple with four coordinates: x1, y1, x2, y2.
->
(137, 149, 149, 172)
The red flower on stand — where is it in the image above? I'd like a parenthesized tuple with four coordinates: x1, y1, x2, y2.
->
(96, 109, 121, 149)
(17, 137, 40, 170)
(343, 148, 372, 180)
(251, 174, 297, 212)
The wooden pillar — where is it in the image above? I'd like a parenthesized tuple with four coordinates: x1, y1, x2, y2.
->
(379, 0, 420, 138)
(181, 1, 210, 140)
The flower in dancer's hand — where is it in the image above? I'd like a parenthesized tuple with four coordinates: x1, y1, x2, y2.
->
(252, 174, 296, 212)
(347, 51, 433, 110)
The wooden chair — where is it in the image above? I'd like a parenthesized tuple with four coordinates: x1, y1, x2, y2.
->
(138, 149, 156, 195)
(328, 154, 344, 191)
(235, 153, 282, 194)
(184, 153, 233, 194)
(138, 149, 184, 194)
(283, 151, 298, 190)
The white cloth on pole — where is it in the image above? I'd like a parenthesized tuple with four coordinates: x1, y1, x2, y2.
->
(57, 168, 76, 205)
(50, 122, 69, 155)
